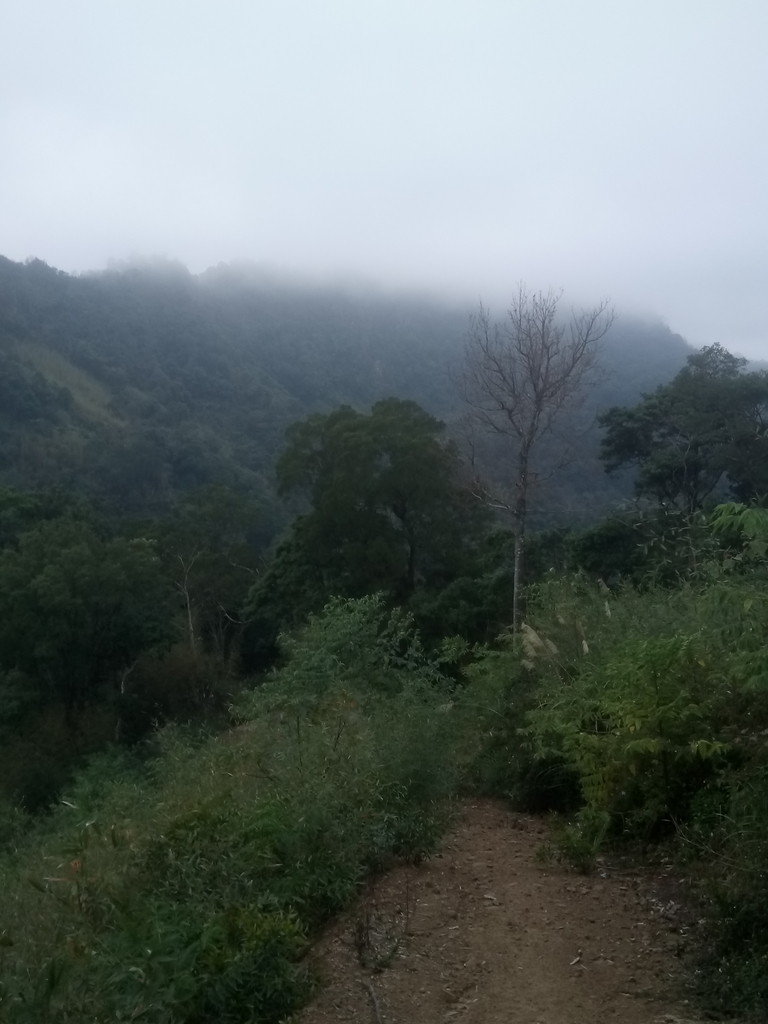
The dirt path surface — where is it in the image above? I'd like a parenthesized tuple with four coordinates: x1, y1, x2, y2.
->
(298, 801, 704, 1024)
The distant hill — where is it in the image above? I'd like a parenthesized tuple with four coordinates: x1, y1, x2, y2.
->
(0, 255, 693, 538)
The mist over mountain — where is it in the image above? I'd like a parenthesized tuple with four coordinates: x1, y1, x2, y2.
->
(0, 255, 693, 537)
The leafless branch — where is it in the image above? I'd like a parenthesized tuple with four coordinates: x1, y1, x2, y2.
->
(460, 284, 614, 629)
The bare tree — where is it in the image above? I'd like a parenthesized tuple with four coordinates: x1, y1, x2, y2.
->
(461, 285, 614, 630)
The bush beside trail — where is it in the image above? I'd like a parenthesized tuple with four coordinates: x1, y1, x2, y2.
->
(0, 596, 500, 1024)
(481, 557, 768, 1017)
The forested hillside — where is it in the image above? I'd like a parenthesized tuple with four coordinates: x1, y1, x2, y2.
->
(9, 255, 768, 1022)
(0, 256, 692, 535)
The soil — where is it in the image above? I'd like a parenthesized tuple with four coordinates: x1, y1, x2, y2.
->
(297, 800, 709, 1024)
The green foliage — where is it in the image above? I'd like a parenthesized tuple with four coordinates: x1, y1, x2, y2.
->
(691, 766, 768, 1015)
(118, 645, 244, 742)
(566, 517, 646, 583)
(0, 518, 174, 715)
(9, 255, 768, 1018)
(509, 576, 733, 839)
(236, 595, 466, 826)
(0, 255, 692, 528)
(0, 338, 73, 430)
(0, 595, 504, 1022)
(527, 628, 726, 830)
(476, 554, 768, 1013)
(249, 593, 442, 700)
(0, 487, 93, 548)
(710, 499, 768, 561)
(246, 399, 487, 653)
(0, 506, 177, 806)
(279, 398, 483, 594)
(457, 632, 552, 806)
(148, 484, 263, 665)
(0, 255, 475, 523)
(406, 529, 517, 646)
(0, 800, 29, 850)
(546, 808, 612, 874)
(600, 343, 768, 510)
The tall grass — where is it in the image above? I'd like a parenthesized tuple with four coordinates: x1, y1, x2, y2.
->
(482, 569, 768, 1015)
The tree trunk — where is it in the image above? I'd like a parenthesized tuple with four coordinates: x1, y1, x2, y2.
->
(405, 524, 416, 594)
(512, 453, 529, 632)
(392, 501, 416, 596)
(178, 554, 199, 659)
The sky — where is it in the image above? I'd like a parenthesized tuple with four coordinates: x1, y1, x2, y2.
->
(2, 1, 767, 355)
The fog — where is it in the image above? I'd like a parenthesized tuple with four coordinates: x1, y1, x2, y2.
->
(2, 1, 767, 355)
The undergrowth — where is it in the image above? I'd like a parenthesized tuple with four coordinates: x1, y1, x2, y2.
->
(0, 595, 502, 1023)
(8, 552, 768, 1020)
(476, 565, 768, 1018)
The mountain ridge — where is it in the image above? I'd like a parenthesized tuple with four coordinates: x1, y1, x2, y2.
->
(0, 255, 694, 536)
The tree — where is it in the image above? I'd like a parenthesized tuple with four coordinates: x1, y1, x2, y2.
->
(461, 285, 613, 630)
(599, 344, 768, 511)
(244, 399, 486, 660)
(276, 398, 480, 597)
(151, 484, 262, 663)
(0, 519, 173, 720)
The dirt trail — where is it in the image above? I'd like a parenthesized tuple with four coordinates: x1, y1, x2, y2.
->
(298, 801, 704, 1024)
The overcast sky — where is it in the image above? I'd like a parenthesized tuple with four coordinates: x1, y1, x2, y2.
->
(2, 1, 767, 355)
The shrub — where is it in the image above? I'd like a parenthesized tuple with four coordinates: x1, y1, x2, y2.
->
(508, 566, 768, 1012)
(689, 764, 768, 1016)
(0, 595, 487, 1023)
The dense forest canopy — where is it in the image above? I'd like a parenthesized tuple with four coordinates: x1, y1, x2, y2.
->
(0, 252, 707, 802)
(0, 255, 694, 533)
(600, 343, 768, 509)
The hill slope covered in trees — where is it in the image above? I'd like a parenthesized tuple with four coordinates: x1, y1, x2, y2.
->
(0, 255, 693, 535)
(7, 255, 768, 1021)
